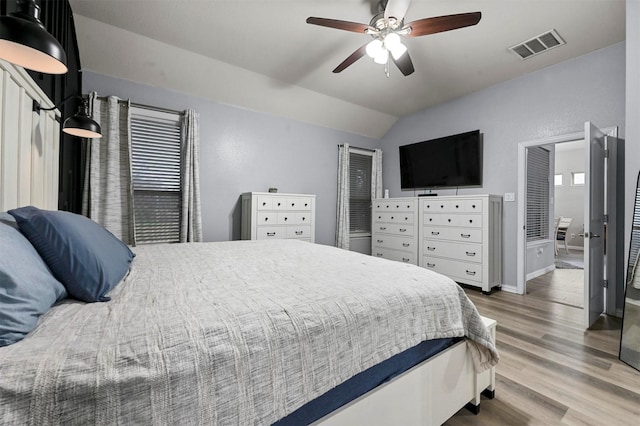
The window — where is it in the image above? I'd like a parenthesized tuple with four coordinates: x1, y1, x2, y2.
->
(130, 107, 183, 244)
(526, 146, 550, 242)
(349, 151, 373, 235)
(629, 181, 640, 283)
(572, 172, 585, 185)
(554, 174, 563, 186)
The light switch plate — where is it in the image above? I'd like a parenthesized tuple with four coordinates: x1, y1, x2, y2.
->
(504, 192, 515, 202)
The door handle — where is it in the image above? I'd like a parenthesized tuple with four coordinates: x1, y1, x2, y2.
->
(586, 232, 600, 239)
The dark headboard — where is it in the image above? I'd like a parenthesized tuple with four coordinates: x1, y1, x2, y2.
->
(1, 0, 83, 212)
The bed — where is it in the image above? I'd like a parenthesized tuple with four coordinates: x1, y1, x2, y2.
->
(0, 60, 498, 425)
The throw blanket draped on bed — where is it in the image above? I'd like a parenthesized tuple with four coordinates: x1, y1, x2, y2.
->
(0, 240, 498, 425)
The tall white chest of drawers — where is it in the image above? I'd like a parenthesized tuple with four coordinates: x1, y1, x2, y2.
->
(241, 192, 316, 242)
(419, 195, 502, 293)
(371, 198, 419, 265)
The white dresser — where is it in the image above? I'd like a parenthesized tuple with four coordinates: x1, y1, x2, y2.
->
(419, 195, 502, 293)
(371, 197, 419, 265)
(241, 192, 316, 242)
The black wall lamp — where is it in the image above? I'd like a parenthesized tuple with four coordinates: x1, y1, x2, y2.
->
(0, 0, 67, 74)
(33, 96, 102, 139)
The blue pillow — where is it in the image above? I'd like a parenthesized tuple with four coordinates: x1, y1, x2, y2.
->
(8, 206, 135, 303)
(0, 213, 67, 346)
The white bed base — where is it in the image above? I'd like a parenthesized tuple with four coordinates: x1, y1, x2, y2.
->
(315, 317, 497, 426)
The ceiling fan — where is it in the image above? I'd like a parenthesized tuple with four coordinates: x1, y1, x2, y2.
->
(306, 0, 481, 77)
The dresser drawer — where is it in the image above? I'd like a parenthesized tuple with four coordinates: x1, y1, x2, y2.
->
(295, 212, 312, 225)
(422, 199, 464, 213)
(287, 226, 312, 239)
(286, 197, 313, 210)
(256, 227, 287, 240)
(374, 200, 416, 212)
(373, 223, 415, 236)
(423, 213, 482, 228)
(257, 212, 277, 225)
(373, 248, 416, 264)
(276, 212, 295, 225)
(422, 256, 483, 283)
(256, 196, 274, 210)
(373, 234, 416, 252)
(422, 198, 483, 213)
(375, 212, 415, 224)
(423, 226, 482, 243)
(422, 240, 483, 263)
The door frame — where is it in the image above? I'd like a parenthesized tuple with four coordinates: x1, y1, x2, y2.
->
(516, 128, 617, 313)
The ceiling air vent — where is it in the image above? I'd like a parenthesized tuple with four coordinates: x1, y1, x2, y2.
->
(509, 30, 565, 60)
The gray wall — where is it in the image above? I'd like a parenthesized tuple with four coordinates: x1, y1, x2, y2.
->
(555, 144, 586, 249)
(380, 42, 626, 288)
(83, 72, 379, 245)
(626, 1, 640, 281)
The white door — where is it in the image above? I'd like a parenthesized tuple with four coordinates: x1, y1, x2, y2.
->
(584, 122, 606, 328)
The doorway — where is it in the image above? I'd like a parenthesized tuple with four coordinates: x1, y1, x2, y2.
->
(516, 123, 620, 328)
(526, 140, 585, 308)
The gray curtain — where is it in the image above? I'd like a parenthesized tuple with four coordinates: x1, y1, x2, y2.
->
(335, 144, 350, 249)
(81, 93, 135, 245)
(180, 109, 202, 242)
(372, 148, 383, 200)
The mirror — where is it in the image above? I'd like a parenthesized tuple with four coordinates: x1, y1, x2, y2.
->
(620, 171, 640, 371)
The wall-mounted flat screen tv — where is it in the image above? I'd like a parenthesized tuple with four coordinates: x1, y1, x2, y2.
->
(399, 130, 482, 190)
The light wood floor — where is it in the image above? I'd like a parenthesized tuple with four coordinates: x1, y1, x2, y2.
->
(527, 269, 584, 308)
(445, 289, 640, 426)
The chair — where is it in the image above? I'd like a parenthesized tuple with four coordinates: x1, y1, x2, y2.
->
(555, 217, 572, 255)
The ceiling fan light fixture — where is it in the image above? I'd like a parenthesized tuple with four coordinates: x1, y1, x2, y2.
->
(383, 32, 401, 47)
(388, 40, 407, 60)
(366, 39, 384, 58)
(373, 49, 388, 65)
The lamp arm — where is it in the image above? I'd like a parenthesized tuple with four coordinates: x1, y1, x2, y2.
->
(32, 94, 84, 113)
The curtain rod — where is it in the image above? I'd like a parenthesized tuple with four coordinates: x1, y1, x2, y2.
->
(93, 95, 183, 115)
(337, 144, 375, 152)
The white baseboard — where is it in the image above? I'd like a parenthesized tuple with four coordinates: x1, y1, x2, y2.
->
(526, 265, 555, 281)
(501, 285, 518, 294)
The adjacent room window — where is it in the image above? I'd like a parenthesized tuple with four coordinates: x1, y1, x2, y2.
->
(526, 146, 550, 242)
(554, 174, 563, 186)
(349, 151, 373, 235)
(572, 172, 585, 185)
(130, 107, 183, 244)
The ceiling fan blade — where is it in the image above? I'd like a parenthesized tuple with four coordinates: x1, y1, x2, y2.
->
(333, 44, 368, 73)
(306, 17, 370, 34)
(391, 50, 415, 76)
(405, 12, 481, 37)
(384, 0, 411, 21)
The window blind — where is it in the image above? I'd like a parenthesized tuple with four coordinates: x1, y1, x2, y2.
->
(130, 108, 182, 244)
(629, 182, 640, 282)
(349, 152, 372, 235)
(526, 146, 550, 242)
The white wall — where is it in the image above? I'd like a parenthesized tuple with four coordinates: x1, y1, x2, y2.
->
(554, 143, 586, 250)
(380, 42, 626, 289)
(526, 241, 555, 280)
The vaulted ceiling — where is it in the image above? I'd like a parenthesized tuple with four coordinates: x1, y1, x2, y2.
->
(69, 0, 625, 138)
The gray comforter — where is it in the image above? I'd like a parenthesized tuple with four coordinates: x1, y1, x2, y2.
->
(0, 240, 498, 425)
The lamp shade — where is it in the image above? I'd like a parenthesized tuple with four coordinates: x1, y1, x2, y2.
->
(0, 1, 68, 74)
(63, 115, 102, 139)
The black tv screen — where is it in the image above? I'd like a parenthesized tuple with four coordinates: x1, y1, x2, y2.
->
(399, 130, 482, 190)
